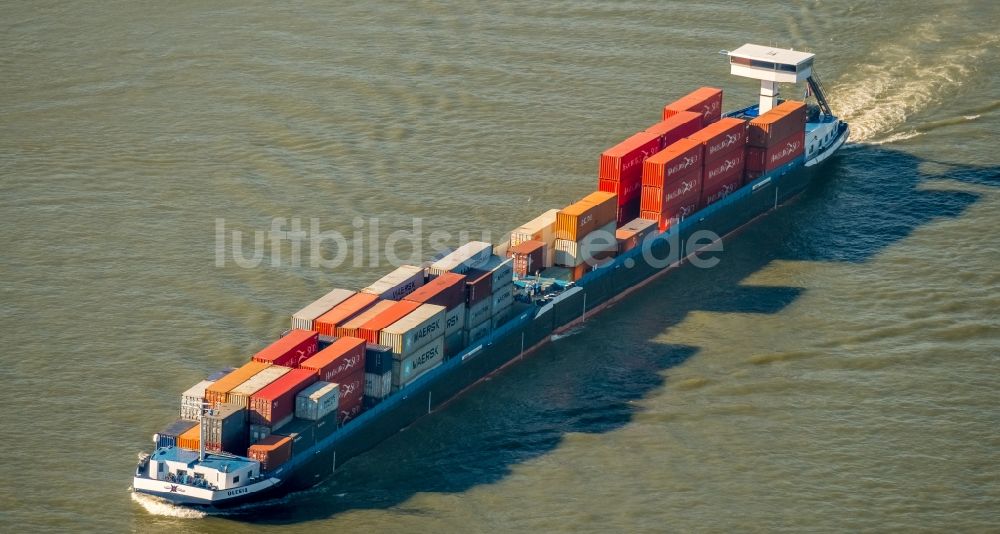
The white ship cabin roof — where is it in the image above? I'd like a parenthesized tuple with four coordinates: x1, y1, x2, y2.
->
(146, 447, 259, 490)
(728, 44, 814, 83)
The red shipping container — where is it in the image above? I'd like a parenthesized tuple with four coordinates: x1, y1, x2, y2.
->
(645, 111, 702, 150)
(640, 169, 702, 214)
(663, 87, 723, 126)
(509, 240, 545, 277)
(314, 292, 380, 336)
(598, 179, 642, 226)
(251, 329, 319, 368)
(465, 269, 492, 306)
(247, 435, 292, 471)
(703, 148, 745, 187)
(336, 369, 365, 424)
(356, 300, 422, 344)
(598, 130, 661, 183)
(249, 368, 318, 427)
(642, 138, 704, 188)
(404, 272, 466, 310)
(642, 190, 701, 231)
(688, 117, 748, 161)
(300, 336, 366, 384)
(748, 100, 807, 147)
(746, 131, 805, 172)
(701, 175, 743, 208)
(617, 197, 641, 228)
(640, 168, 702, 232)
(598, 176, 642, 207)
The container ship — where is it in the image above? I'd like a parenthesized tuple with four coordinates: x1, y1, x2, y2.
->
(132, 44, 849, 509)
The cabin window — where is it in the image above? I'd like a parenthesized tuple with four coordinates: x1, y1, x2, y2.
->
(233, 475, 240, 484)
(158, 463, 164, 472)
(730, 57, 797, 73)
(194, 473, 204, 480)
(177, 469, 187, 477)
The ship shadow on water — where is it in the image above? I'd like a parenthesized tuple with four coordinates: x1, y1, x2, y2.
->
(235, 145, 995, 524)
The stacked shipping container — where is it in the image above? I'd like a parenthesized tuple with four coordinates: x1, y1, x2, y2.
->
(290, 288, 355, 331)
(509, 240, 545, 277)
(640, 137, 705, 231)
(251, 329, 319, 368)
(663, 87, 723, 126)
(363, 344, 394, 407)
(381, 303, 447, 389)
(299, 336, 367, 424)
(314, 292, 380, 336)
(597, 131, 659, 226)
(428, 242, 492, 276)
(553, 192, 617, 280)
(180, 379, 213, 421)
(205, 361, 270, 407)
(645, 111, 703, 151)
(687, 117, 749, 208)
(745, 101, 807, 181)
(404, 272, 467, 358)
(249, 368, 318, 430)
(335, 300, 396, 338)
(360, 265, 424, 301)
(509, 209, 558, 267)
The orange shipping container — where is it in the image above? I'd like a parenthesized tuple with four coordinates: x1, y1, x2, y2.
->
(177, 424, 201, 451)
(747, 100, 806, 147)
(598, 131, 661, 183)
(687, 117, 748, 161)
(204, 361, 271, 407)
(554, 191, 617, 241)
(250, 329, 318, 367)
(334, 300, 397, 338)
(645, 111, 702, 151)
(642, 138, 704, 188)
(314, 292, 380, 336)
(663, 87, 723, 126)
(247, 435, 293, 471)
(356, 300, 422, 344)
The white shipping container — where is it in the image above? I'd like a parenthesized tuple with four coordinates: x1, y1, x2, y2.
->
(491, 302, 513, 330)
(180, 379, 214, 421)
(361, 265, 425, 301)
(493, 241, 509, 259)
(510, 208, 558, 267)
(379, 303, 447, 359)
(295, 381, 339, 421)
(465, 298, 491, 328)
(391, 335, 445, 389)
(554, 222, 617, 267)
(445, 303, 466, 336)
(490, 282, 514, 315)
(227, 366, 292, 409)
(364, 371, 393, 400)
(509, 208, 558, 246)
(290, 288, 355, 330)
(465, 320, 492, 345)
(480, 255, 514, 288)
(428, 241, 493, 276)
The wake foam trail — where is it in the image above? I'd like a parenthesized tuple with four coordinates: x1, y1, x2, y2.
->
(829, 28, 999, 143)
(130, 491, 207, 519)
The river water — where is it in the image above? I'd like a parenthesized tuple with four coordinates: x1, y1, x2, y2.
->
(2, 1, 998, 532)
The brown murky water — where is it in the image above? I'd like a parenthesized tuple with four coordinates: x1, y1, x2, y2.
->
(2, 1, 998, 531)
